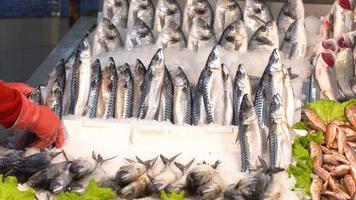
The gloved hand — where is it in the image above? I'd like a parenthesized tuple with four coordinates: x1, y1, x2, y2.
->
(10, 93, 65, 148)
(1, 82, 34, 97)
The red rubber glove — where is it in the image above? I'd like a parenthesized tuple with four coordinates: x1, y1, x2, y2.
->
(2, 82, 34, 97)
(0, 82, 64, 148)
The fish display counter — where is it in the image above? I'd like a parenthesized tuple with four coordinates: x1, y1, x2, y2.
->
(11, 0, 355, 199)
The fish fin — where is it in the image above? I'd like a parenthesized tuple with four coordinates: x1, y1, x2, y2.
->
(258, 156, 268, 170)
(289, 43, 298, 59)
(136, 156, 144, 163)
(211, 160, 221, 169)
(61, 150, 70, 161)
(174, 158, 195, 172)
(161, 153, 181, 166)
(125, 158, 135, 163)
(147, 173, 155, 183)
(100, 155, 118, 164)
(92, 151, 97, 160)
(147, 156, 159, 169)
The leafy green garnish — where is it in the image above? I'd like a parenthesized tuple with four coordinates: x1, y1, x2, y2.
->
(160, 190, 185, 200)
(0, 175, 35, 200)
(292, 122, 308, 130)
(57, 179, 117, 200)
(307, 99, 356, 122)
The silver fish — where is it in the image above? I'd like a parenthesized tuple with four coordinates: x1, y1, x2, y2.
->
(115, 63, 134, 119)
(68, 58, 81, 115)
(73, 37, 92, 116)
(335, 46, 355, 99)
(62, 54, 76, 116)
(156, 21, 187, 49)
(238, 94, 263, 172)
(196, 170, 225, 200)
(165, 159, 195, 193)
(214, 0, 242, 39)
(139, 49, 166, 120)
(268, 94, 292, 169)
(127, 0, 155, 29)
(29, 86, 43, 105)
(173, 67, 193, 125)
(277, 0, 304, 42)
(254, 49, 283, 128)
(186, 161, 220, 190)
(132, 59, 146, 118)
(103, 0, 129, 29)
(244, 0, 273, 39)
(187, 17, 216, 52)
(222, 64, 233, 126)
(183, 0, 214, 36)
(125, 17, 155, 50)
(85, 59, 102, 119)
(218, 19, 248, 52)
(332, 1, 354, 39)
(154, 0, 182, 32)
(149, 154, 181, 194)
(281, 65, 295, 127)
(49, 163, 73, 195)
(248, 20, 279, 51)
(233, 64, 252, 126)
(158, 68, 173, 122)
(192, 79, 207, 125)
(93, 17, 122, 57)
(314, 50, 339, 100)
(199, 46, 225, 124)
(27, 161, 68, 189)
(97, 58, 118, 119)
(280, 19, 307, 59)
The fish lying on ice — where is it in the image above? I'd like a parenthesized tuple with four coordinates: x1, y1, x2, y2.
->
(214, 0, 242, 39)
(218, 19, 248, 52)
(127, 0, 155, 29)
(154, 0, 182, 32)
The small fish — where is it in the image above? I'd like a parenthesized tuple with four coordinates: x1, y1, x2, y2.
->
(173, 67, 193, 125)
(125, 17, 155, 50)
(248, 20, 279, 51)
(218, 20, 248, 52)
(192, 79, 207, 125)
(222, 64, 233, 126)
(93, 17, 122, 57)
(244, 0, 273, 38)
(156, 21, 187, 49)
(127, 0, 155, 29)
(214, 0, 242, 39)
(158, 68, 173, 122)
(139, 49, 166, 120)
(280, 19, 307, 59)
(165, 159, 195, 193)
(154, 0, 182, 32)
(277, 0, 305, 41)
(0, 150, 23, 174)
(97, 58, 118, 119)
(149, 154, 181, 194)
(186, 161, 221, 190)
(238, 94, 263, 171)
(187, 17, 216, 52)
(72, 37, 92, 116)
(310, 176, 323, 200)
(196, 170, 224, 200)
(281, 65, 295, 127)
(132, 59, 146, 118)
(233, 64, 252, 126)
(115, 63, 134, 119)
(27, 161, 68, 189)
(268, 94, 292, 169)
(183, 0, 214, 36)
(200, 46, 225, 124)
(49, 162, 73, 195)
(84, 60, 102, 119)
(103, 0, 129, 29)
(335, 45, 355, 99)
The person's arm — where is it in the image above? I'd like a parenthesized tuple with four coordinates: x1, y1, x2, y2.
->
(0, 82, 65, 148)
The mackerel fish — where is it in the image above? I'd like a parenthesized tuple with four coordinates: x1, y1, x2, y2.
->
(125, 17, 155, 50)
(127, 0, 155, 29)
(187, 17, 216, 52)
(173, 67, 193, 125)
(214, 0, 242, 39)
(103, 0, 129, 29)
(154, 0, 182, 32)
(132, 59, 146, 118)
(156, 21, 187, 49)
(183, 0, 214, 36)
(84, 59, 102, 119)
(218, 19, 248, 52)
(115, 63, 134, 119)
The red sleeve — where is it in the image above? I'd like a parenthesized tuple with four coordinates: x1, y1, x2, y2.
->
(0, 82, 22, 128)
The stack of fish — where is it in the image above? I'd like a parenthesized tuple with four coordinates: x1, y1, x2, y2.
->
(305, 106, 356, 200)
(92, 0, 307, 56)
(314, 0, 356, 100)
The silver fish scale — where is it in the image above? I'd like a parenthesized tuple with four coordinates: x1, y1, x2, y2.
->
(185, 86, 193, 124)
(162, 69, 173, 122)
(254, 72, 267, 126)
(238, 122, 250, 172)
(267, 131, 278, 168)
(123, 69, 134, 118)
(192, 90, 203, 125)
(201, 69, 214, 124)
(69, 59, 81, 115)
(105, 65, 118, 119)
(139, 70, 153, 119)
(86, 61, 102, 119)
(29, 86, 42, 105)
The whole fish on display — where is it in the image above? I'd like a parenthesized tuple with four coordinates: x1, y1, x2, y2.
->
(218, 19, 248, 52)
(233, 64, 252, 126)
(244, 0, 273, 39)
(192, 77, 207, 125)
(165, 159, 195, 193)
(196, 169, 224, 200)
(29, 86, 43, 105)
(222, 64, 233, 126)
(139, 49, 166, 120)
(154, 0, 182, 32)
(125, 17, 155, 50)
(127, 0, 155, 29)
(93, 17, 122, 58)
(248, 20, 279, 51)
(335, 44, 356, 99)
(183, 0, 214, 36)
(331, 0, 354, 39)
(115, 63, 134, 119)
(158, 68, 174, 122)
(156, 21, 187, 49)
(132, 59, 146, 118)
(214, 0, 242, 39)
(97, 58, 118, 119)
(280, 19, 307, 59)
(173, 67, 193, 125)
(85, 60, 102, 119)
(277, 0, 304, 42)
(103, 0, 129, 29)
(187, 17, 216, 52)
(27, 161, 68, 189)
(49, 162, 73, 195)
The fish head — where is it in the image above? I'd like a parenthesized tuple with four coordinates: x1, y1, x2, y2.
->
(222, 64, 231, 82)
(165, 20, 180, 32)
(320, 50, 336, 68)
(191, 17, 213, 39)
(267, 49, 281, 70)
(133, 18, 151, 37)
(239, 94, 255, 120)
(101, 18, 120, 38)
(206, 46, 221, 70)
(50, 182, 66, 195)
(322, 39, 338, 52)
(339, 0, 354, 10)
(118, 63, 131, 76)
(175, 67, 189, 87)
(270, 94, 285, 120)
(164, 0, 180, 16)
(78, 38, 92, 59)
(135, 59, 146, 76)
(236, 64, 248, 79)
(149, 49, 166, 74)
(91, 59, 102, 74)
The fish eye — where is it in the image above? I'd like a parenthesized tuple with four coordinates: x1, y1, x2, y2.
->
(254, 8, 262, 14)
(225, 36, 235, 42)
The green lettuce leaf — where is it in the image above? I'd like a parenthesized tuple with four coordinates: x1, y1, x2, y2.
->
(0, 175, 35, 200)
(292, 122, 308, 130)
(307, 99, 356, 122)
(57, 179, 116, 200)
(160, 190, 185, 200)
